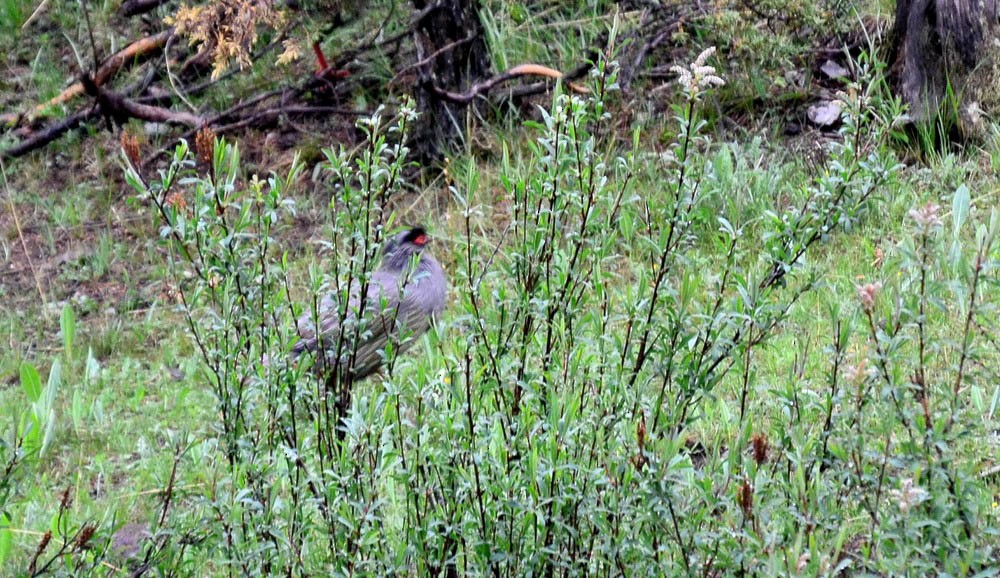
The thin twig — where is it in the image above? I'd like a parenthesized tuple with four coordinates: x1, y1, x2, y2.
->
(164, 32, 200, 114)
(78, 0, 100, 74)
(21, 0, 50, 29)
(390, 34, 476, 86)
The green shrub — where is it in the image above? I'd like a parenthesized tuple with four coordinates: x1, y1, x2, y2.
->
(102, 45, 999, 576)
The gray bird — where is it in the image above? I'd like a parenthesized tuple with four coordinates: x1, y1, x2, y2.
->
(293, 226, 447, 381)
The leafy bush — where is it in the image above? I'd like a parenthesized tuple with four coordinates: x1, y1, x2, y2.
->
(100, 45, 1000, 576)
(0, 306, 113, 573)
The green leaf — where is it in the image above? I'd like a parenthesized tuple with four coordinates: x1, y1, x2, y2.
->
(40, 408, 56, 457)
(21, 412, 40, 451)
(85, 347, 100, 384)
(0, 515, 11, 567)
(952, 183, 969, 237)
(60, 305, 75, 359)
(20, 363, 41, 403)
(971, 385, 984, 414)
(989, 382, 999, 420)
(44, 359, 61, 412)
(72, 389, 85, 433)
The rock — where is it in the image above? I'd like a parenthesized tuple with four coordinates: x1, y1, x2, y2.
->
(144, 123, 169, 137)
(820, 59, 850, 80)
(807, 101, 843, 127)
(783, 69, 804, 88)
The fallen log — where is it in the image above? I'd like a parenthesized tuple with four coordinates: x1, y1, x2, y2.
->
(0, 28, 174, 127)
(0, 109, 98, 159)
(83, 75, 204, 128)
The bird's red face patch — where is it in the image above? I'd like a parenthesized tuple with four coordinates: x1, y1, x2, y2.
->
(412, 233, 428, 246)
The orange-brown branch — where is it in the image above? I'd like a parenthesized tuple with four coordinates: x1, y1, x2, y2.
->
(1, 28, 174, 127)
(427, 62, 590, 104)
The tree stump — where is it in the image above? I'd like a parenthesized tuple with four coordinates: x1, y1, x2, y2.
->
(410, 0, 491, 162)
(889, 0, 1000, 138)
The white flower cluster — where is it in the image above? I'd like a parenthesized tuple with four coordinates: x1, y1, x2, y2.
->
(889, 478, 929, 514)
(670, 47, 726, 93)
(908, 202, 943, 230)
(856, 281, 883, 312)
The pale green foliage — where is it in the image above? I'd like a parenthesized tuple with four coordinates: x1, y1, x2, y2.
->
(101, 47, 993, 575)
(3, 41, 997, 576)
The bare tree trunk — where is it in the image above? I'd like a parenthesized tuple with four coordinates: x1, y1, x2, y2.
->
(889, 0, 999, 134)
(410, 0, 491, 162)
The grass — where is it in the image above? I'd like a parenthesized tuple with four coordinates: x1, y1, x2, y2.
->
(2, 109, 999, 574)
(1, 1, 999, 576)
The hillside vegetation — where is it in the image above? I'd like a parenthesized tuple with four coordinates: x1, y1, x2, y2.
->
(1, 1, 998, 575)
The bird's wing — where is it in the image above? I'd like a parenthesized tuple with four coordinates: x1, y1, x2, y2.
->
(292, 292, 343, 355)
(294, 266, 439, 379)
(292, 276, 415, 363)
(346, 270, 436, 379)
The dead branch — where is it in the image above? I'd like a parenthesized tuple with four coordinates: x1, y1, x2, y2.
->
(210, 105, 369, 135)
(426, 63, 590, 104)
(3, 10, 368, 161)
(389, 34, 476, 88)
(0, 29, 174, 127)
(83, 76, 204, 127)
(1, 68, 159, 159)
(21, 0, 51, 29)
(0, 109, 98, 159)
(278, 106, 371, 117)
(617, 2, 698, 88)
(496, 60, 594, 100)
(79, 28, 175, 102)
(212, 88, 288, 123)
(1, 4, 599, 165)
(174, 36, 285, 100)
(138, 83, 360, 168)
(374, 1, 442, 52)
(142, 101, 370, 168)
